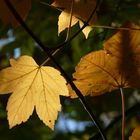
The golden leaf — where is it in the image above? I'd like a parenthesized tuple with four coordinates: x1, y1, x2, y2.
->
(129, 126, 140, 140)
(0, 0, 31, 27)
(52, 0, 96, 38)
(0, 56, 69, 129)
(58, 11, 78, 34)
(69, 22, 140, 98)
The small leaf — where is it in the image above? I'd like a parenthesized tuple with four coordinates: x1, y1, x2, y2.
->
(129, 126, 140, 140)
(58, 11, 78, 34)
(0, 56, 69, 129)
(69, 22, 140, 98)
(0, 0, 31, 27)
(52, 0, 96, 38)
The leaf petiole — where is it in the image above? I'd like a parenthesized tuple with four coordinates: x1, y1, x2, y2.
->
(120, 88, 125, 140)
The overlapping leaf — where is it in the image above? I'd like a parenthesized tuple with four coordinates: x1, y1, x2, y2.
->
(69, 23, 140, 98)
(0, 56, 69, 129)
(129, 126, 140, 140)
(0, 0, 31, 27)
(52, 0, 97, 38)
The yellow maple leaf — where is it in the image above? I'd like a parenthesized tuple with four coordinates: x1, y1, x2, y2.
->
(69, 22, 140, 98)
(0, 56, 69, 129)
(129, 126, 140, 140)
(52, 0, 97, 38)
(0, 0, 31, 27)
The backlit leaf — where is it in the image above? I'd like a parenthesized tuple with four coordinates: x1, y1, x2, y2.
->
(129, 125, 140, 140)
(52, 0, 96, 38)
(0, 56, 69, 129)
(69, 22, 140, 98)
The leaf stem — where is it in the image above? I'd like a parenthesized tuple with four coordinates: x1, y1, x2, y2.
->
(89, 103, 140, 140)
(5, 0, 107, 140)
(92, 25, 140, 31)
(120, 88, 125, 140)
(65, 0, 74, 42)
(42, 0, 75, 64)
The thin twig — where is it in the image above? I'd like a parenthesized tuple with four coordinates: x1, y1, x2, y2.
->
(120, 88, 125, 140)
(40, 1, 63, 12)
(92, 25, 140, 31)
(4, 0, 107, 140)
(65, 0, 74, 42)
(44, 0, 74, 63)
(89, 103, 140, 140)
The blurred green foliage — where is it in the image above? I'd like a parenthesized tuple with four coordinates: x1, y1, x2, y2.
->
(0, 0, 140, 139)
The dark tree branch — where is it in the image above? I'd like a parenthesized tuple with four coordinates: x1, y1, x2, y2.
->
(4, 0, 106, 140)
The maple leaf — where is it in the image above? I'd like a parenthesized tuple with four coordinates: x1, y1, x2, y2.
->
(69, 22, 140, 98)
(129, 125, 140, 140)
(0, 56, 69, 129)
(0, 0, 31, 27)
(52, 0, 97, 38)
